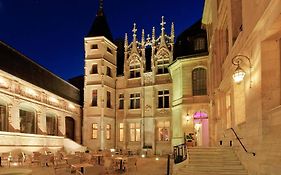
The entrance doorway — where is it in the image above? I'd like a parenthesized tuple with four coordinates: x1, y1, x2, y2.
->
(65, 117, 75, 141)
(193, 111, 209, 147)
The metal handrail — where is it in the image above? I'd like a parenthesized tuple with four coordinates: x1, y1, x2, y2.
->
(230, 127, 256, 156)
(173, 143, 188, 164)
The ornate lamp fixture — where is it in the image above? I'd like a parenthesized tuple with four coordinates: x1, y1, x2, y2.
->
(231, 55, 252, 87)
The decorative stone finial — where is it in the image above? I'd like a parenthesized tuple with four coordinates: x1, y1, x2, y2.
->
(99, 0, 103, 9)
(171, 22, 175, 42)
(124, 33, 128, 50)
(141, 29, 145, 46)
(160, 16, 166, 36)
(152, 26, 155, 44)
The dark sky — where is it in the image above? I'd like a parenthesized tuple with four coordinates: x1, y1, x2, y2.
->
(0, 0, 205, 80)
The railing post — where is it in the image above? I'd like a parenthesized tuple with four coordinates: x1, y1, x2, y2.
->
(167, 154, 170, 175)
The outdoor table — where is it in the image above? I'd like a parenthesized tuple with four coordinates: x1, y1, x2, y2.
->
(92, 154, 103, 165)
(71, 162, 93, 174)
(114, 156, 127, 172)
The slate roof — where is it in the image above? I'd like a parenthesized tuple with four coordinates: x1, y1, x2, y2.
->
(0, 41, 80, 104)
(86, 6, 113, 42)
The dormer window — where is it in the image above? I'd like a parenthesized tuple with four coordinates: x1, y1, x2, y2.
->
(91, 44, 98, 50)
(129, 60, 141, 78)
(194, 37, 206, 51)
(157, 57, 169, 74)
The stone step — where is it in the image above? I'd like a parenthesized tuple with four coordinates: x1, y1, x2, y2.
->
(188, 160, 241, 165)
(175, 171, 248, 175)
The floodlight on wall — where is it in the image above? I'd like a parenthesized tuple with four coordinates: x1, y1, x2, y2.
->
(231, 55, 252, 88)
(186, 113, 191, 122)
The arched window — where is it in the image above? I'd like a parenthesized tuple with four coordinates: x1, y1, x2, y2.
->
(0, 103, 7, 131)
(46, 113, 57, 136)
(19, 109, 36, 134)
(192, 67, 207, 96)
(129, 60, 141, 78)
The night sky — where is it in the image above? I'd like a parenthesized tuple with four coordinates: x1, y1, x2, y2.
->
(0, 0, 205, 80)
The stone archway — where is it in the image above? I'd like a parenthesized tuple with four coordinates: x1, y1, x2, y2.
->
(65, 116, 75, 141)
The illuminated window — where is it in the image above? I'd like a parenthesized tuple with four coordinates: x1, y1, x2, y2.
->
(156, 57, 169, 74)
(119, 94, 124, 109)
(157, 121, 170, 141)
(119, 123, 124, 141)
(194, 37, 206, 51)
(91, 64, 98, 74)
(46, 114, 57, 136)
(92, 90, 97, 106)
(130, 122, 140, 141)
(0, 104, 7, 131)
(158, 90, 169, 108)
(92, 123, 98, 139)
(192, 68, 207, 96)
(106, 124, 111, 140)
(20, 109, 36, 134)
(107, 91, 111, 108)
(130, 93, 140, 109)
(106, 67, 112, 77)
(129, 60, 141, 78)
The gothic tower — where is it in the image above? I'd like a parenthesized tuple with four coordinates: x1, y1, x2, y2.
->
(83, 0, 117, 150)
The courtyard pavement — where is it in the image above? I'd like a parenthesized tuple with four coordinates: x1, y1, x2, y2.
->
(0, 157, 168, 175)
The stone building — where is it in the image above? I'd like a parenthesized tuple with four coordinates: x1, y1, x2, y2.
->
(0, 41, 82, 153)
(82, 2, 209, 154)
(203, 0, 281, 174)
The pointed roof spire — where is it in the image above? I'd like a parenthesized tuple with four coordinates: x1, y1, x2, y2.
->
(171, 22, 175, 42)
(86, 0, 113, 41)
(141, 29, 145, 47)
(97, 0, 104, 16)
(124, 33, 128, 51)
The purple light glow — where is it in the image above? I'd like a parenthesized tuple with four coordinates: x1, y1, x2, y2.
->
(193, 111, 208, 119)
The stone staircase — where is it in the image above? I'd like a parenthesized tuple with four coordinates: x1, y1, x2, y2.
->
(174, 147, 248, 175)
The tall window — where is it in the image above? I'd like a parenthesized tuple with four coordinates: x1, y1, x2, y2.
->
(46, 115, 57, 136)
(92, 123, 98, 139)
(192, 68, 207, 96)
(158, 90, 169, 108)
(156, 57, 169, 74)
(119, 94, 124, 109)
(92, 90, 97, 106)
(130, 122, 140, 141)
(106, 124, 111, 140)
(130, 93, 140, 109)
(194, 37, 206, 51)
(20, 109, 36, 134)
(106, 67, 112, 77)
(0, 104, 7, 131)
(119, 123, 124, 141)
(157, 121, 170, 141)
(91, 64, 98, 74)
(129, 60, 141, 78)
(107, 91, 111, 108)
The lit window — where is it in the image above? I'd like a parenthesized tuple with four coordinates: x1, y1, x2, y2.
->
(20, 109, 36, 134)
(46, 115, 57, 136)
(192, 68, 207, 96)
(194, 37, 206, 51)
(129, 60, 141, 78)
(156, 57, 169, 74)
(106, 124, 111, 140)
(119, 123, 124, 141)
(0, 104, 7, 131)
(92, 90, 97, 106)
(107, 91, 111, 108)
(92, 123, 98, 139)
(119, 94, 124, 109)
(158, 90, 169, 108)
(106, 67, 112, 77)
(130, 122, 140, 141)
(157, 121, 170, 141)
(91, 64, 98, 74)
(130, 93, 140, 109)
